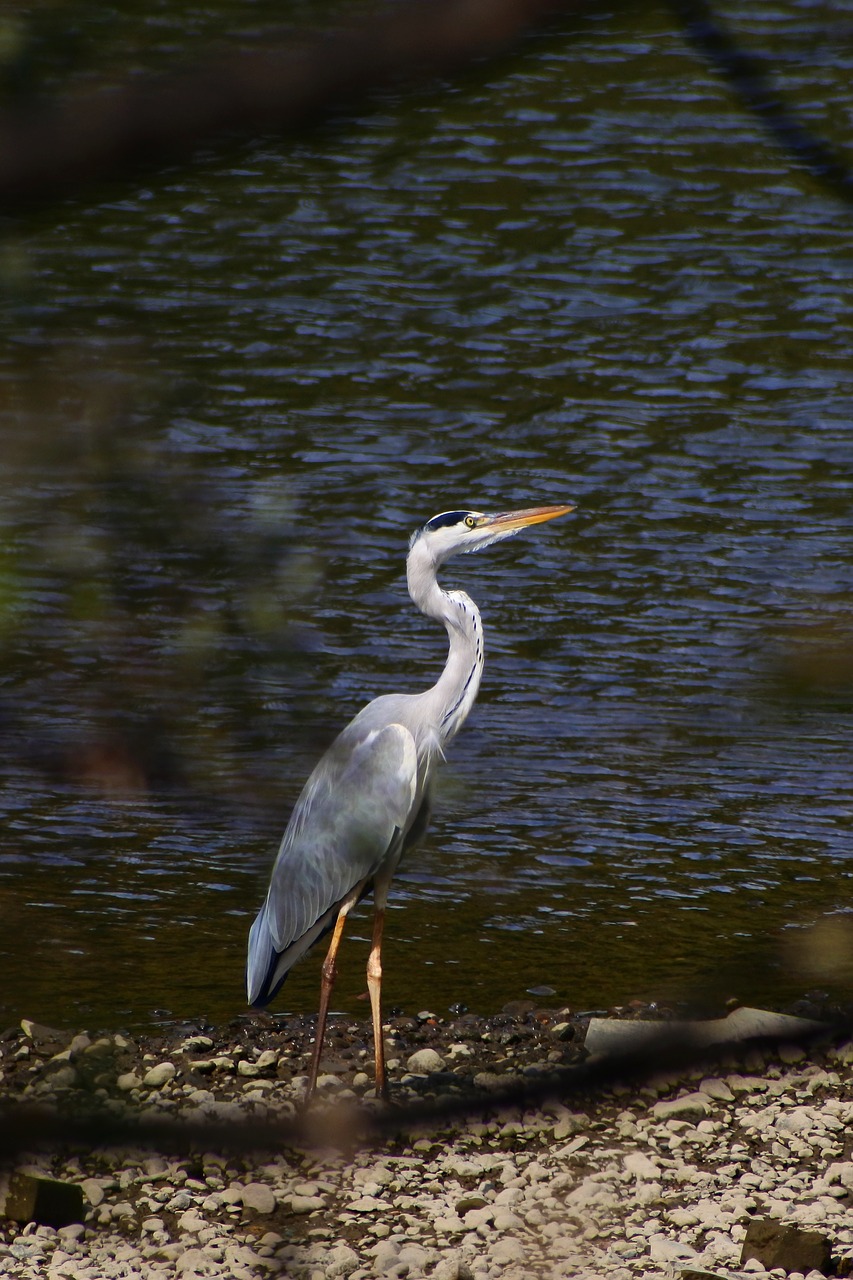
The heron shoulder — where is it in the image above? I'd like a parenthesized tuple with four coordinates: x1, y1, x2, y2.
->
(346, 693, 445, 764)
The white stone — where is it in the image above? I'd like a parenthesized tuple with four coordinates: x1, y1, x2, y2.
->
(668, 1208, 699, 1227)
(434, 1214, 465, 1235)
(56, 1224, 85, 1242)
(648, 1233, 697, 1262)
(325, 1243, 360, 1277)
(175, 1247, 220, 1276)
(623, 1152, 659, 1179)
(180, 1035, 214, 1051)
(825, 1162, 853, 1188)
(775, 1107, 816, 1136)
(351, 1194, 390, 1212)
(370, 1240, 400, 1272)
(79, 1177, 105, 1206)
(142, 1062, 177, 1088)
(224, 1244, 264, 1269)
(700, 1076, 735, 1101)
(651, 1092, 712, 1121)
(432, 1256, 470, 1280)
(178, 1209, 207, 1235)
(493, 1210, 524, 1231)
(289, 1194, 325, 1213)
(406, 1048, 446, 1074)
(353, 1165, 393, 1187)
(553, 1114, 585, 1140)
(398, 1244, 434, 1269)
(490, 1237, 526, 1265)
(240, 1182, 276, 1214)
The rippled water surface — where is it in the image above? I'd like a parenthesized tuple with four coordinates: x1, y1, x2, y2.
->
(1, 2, 851, 1032)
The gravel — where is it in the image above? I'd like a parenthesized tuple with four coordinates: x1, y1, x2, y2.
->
(1, 1005, 852, 1279)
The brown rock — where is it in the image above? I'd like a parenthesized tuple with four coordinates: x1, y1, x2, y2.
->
(741, 1218, 833, 1275)
(2, 1171, 85, 1228)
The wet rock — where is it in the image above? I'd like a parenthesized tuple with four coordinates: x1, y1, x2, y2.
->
(180, 1035, 214, 1052)
(501, 1000, 536, 1020)
(19, 1021, 69, 1053)
(740, 1218, 833, 1275)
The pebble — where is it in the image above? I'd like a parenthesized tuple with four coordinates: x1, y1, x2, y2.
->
(142, 1062, 177, 1089)
(1, 1010, 852, 1280)
(406, 1048, 446, 1074)
(651, 1090, 712, 1120)
(240, 1183, 276, 1215)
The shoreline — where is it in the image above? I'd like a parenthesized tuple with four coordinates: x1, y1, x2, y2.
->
(1, 1003, 853, 1279)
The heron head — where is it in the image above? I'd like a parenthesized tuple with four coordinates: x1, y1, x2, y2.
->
(412, 504, 575, 567)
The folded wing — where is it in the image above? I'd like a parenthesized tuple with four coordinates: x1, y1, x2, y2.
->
(246, 720, 418, 1005)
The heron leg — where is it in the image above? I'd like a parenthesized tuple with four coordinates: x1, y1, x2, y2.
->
(306, 905, 351, 1102)
(367, 903, 388, 1100)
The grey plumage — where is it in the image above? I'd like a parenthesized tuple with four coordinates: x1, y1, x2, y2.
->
(246, 503, 574, 1098)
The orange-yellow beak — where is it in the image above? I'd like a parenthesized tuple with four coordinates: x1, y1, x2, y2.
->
(479, 503, 576, 533)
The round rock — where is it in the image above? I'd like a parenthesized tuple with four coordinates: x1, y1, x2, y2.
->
(240, 1182, 276, 1214)
(142, 1062, 177, 1088)
(406, 1047, 446, 1074)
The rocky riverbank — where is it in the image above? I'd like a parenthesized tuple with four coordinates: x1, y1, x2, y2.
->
(1, 1003, 852, 1279)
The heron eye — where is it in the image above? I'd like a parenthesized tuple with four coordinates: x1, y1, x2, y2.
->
(464, 515, 476, 529)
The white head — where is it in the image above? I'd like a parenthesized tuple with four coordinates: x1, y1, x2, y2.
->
(410, 504, 575, 568)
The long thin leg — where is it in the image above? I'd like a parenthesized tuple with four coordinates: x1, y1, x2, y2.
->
(306, 907, 350, 1102)
(367, 904, 388, 1100)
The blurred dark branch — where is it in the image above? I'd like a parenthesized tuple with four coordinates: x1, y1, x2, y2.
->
(2, 0, 852, 211)
(0, 0, 585, 207)
(1, 1015, 848, 1162)
(668, 0, 853, 204)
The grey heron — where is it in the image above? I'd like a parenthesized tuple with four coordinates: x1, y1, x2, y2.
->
(247, 503, 574, 1099)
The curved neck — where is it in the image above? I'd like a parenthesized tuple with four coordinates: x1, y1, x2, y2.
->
(407, 538, 485, 746)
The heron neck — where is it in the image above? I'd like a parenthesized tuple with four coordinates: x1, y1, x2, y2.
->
(407, 545, 484, 746)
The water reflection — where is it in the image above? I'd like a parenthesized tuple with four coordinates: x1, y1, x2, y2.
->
(0, 3, 851, 1031)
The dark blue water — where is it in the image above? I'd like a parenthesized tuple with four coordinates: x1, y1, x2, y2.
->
(0, 1, 851, 1031)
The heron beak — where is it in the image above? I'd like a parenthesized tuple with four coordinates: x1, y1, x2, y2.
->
(480, 503, 576, 533)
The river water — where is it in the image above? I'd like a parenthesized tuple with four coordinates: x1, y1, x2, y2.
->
(0, 1, 851, 1033)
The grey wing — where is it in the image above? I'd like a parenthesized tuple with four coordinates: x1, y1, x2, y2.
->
(246, 721, 418, 1005)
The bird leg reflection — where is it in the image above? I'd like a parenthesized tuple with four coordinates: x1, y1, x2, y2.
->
(367, 904, 388, 1099)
